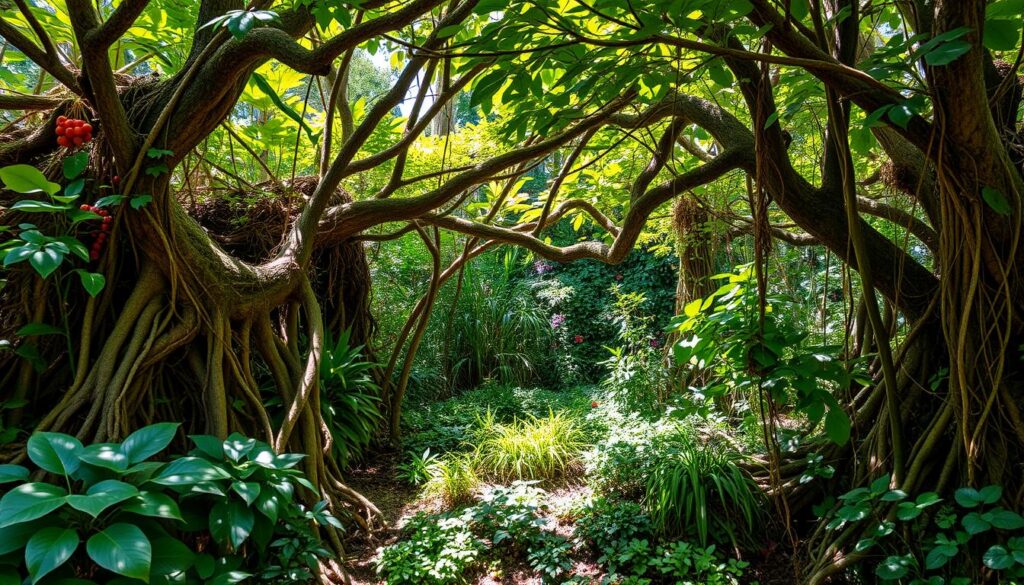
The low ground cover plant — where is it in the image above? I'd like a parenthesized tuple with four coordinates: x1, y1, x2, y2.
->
(0, 424, 339, 584)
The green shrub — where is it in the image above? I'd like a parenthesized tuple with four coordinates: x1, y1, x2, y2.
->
(377, 512, 482, 585)
(396, 448, 437, 486)
(378, 482, 572, 584)
(0, 425, 338, 584)
(424, 453, 480, 506)
(319, 327, 382, 469)
(575, 498, 654, 575)
(574, 498, 748, 584)
(645, 441, 761, 547)
(474, 410, 585, 482)
(583, 410, 695, 499)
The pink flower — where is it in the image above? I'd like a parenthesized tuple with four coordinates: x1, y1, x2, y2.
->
(614, 273, 623, 281)
(550, 314, 566, 329)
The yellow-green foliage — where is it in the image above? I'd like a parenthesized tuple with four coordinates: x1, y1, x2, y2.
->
(424, 454, 480, 507)
(473, 410, 584, 482)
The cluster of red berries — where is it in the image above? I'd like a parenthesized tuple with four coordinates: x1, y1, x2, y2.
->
(79, 204, 112, 260)
(55, 116, 94, 148)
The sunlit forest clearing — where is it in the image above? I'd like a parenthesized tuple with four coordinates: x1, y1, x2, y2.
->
(0, 0, 1022, 583)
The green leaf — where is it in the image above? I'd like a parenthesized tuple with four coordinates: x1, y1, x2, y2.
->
(62, 153, 90, 180)
(249, 73, 320, 144)
(16, 323, 65, 336)
(27, 432, 83, 476)
(66, 480, 139, 518)
(988, 508, 1024, 530)
(962, 511, 991, 534)
(130, 195, 152, 209)
(0, 464, 29, 483)
(10, 200, 72, 213)
(875, 555, 911, 579)
(983, 545, 1015, 570)
(824, 407, 851, 445)
(0, 522, 40, 555)
(0, 164, 61, 195)
(76, 270, 106, 298)
(78, 443, 129, 472)
(0, 482, 67, 527)
(120, 490, 183, 521)
(231, 481, 261, 505)
(120, 423, 179, 465)
(29, 247, 63, 278)
(955, 487, 983, 508)
(58, 178, 85, 201)
(94, 195, 126, 207)
(981, 187, 1012, 216)
(984, 18, 1022, 51)
(145, 148, 173, 159)
(86, 524, 152, 582)
(150, 457, 231, 486)
(25, 528, 78, 584)
(924, 40, 972, 66)
(436, 23, 462, 38)
(189, 435, 225, 459)
(150, 537, 194, 579)
(209, 500, 254, 549)
(222, 434, 255, 462)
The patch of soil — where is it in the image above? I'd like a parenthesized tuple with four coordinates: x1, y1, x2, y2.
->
(344, 451, 435, 584)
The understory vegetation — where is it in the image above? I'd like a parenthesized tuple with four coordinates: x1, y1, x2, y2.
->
(1, 0, 1023, 583)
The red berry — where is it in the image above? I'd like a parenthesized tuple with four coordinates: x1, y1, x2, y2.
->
(72, 136, 83, 146)
(83, 133, 92, 142)
(57, 115, 67, 124)
(55, 126, 65, 136)
(90, 252, 99, 261)
(80, 204, 90, 211)
(98, 209, 108, 216)
(102, 216, 112, 224)
(591, 401, 599, 408)
(82, 123, 92, 133)
(101, 224, 110, 231)
(56, 136, 69, 147)
(112, 176, 120, 184)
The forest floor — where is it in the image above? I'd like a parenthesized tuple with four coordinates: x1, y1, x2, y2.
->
(344, 452, 602, 584)
(342, 384, 800, 584)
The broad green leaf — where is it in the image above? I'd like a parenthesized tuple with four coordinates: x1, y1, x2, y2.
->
(27, 432, 82, 476)
(10, 200, 72, 213)
(0, 165, 61, 195)
(120, 490, 183, 521)
(924, 41, 972, 66)
(62, 152, 90, 180)
(209, 500, 254, 548)
(76, 270, 106, 298)
(121, 423, 179, 465)
(79, 443, 129, 471)
(824, 407, 851, 445)
(0, 464, 29, 483)
(0, 482, 67, 527)
(86, 523, 152, 582)
(150, 457, 231, 486)
(26, 528, 78, 583)
(66, 480, 139, 518)
(150, 537, 194, 578)
(981, 187, 1012, 216)
(984, 18, 1022, 51)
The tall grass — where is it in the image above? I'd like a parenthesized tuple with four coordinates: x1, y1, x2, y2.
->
(424, 453, 480, 506)
(474, 410, 585, 482)
(445, 251, 553, 389)
(645, 441, 761, 547)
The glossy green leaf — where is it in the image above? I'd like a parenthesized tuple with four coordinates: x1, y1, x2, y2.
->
(25, 528, 78, 583)
(86, 523, 152, 582)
